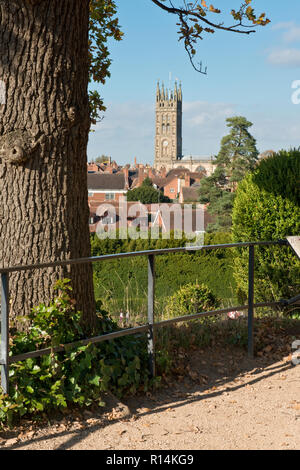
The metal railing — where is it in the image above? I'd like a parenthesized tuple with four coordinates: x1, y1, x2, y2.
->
(1, 239, 299, 395)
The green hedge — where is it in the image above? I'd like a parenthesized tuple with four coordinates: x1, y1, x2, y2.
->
(232, 149, 300, 304)
(91, 232, 236, 320)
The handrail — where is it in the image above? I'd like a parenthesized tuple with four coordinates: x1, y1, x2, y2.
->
(0, 238, 297, 395)
(0, 239, 287, 274)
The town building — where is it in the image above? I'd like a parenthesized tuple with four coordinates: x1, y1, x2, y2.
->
(88, 173, 127, 205)
(154, 81, 215, 175)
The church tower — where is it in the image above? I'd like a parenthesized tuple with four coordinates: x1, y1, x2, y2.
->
(154, 81, 182, 170)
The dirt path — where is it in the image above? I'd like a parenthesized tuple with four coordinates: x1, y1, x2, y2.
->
(1, 347, 299, 451)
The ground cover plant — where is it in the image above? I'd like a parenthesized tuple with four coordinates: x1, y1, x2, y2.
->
(0, 280, 152, 426)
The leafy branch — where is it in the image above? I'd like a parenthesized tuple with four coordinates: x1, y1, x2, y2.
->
(150, 0, 270, 74)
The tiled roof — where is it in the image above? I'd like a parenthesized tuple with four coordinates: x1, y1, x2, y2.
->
(181, 187, 199, 201)
(87, 173, 126, 190)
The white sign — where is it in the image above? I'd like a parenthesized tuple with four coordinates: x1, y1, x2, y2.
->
(287, 236, 300, 259)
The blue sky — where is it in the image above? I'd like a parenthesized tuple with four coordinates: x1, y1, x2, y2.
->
(87, 0, 300, 165)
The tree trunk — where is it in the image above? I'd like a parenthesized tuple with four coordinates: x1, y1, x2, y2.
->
(0, 0, 96, 331)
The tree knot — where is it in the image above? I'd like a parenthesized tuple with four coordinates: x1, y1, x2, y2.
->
(0, 129, 44, 165)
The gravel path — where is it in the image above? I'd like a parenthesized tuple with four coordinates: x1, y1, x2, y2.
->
(1, 347, 299, 451)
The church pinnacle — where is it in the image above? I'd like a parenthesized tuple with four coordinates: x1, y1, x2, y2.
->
(154, 80, 183, 170)
(156, 80, 182, 104)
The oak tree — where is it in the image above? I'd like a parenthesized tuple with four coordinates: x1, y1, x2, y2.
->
(0, 0, 122, 331)
(0, 0, 269, 330)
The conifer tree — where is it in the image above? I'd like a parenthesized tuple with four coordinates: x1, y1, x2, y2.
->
(217, 116, 259, 189)
(199, 116, 259, 231)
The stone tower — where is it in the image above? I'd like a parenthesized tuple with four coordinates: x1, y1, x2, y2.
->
(154, 81, 182, 170)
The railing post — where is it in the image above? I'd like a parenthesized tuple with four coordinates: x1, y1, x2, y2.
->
(248, 245, 255, 359)
(147, 254, 156, 377)
(1, 272, 9, 394)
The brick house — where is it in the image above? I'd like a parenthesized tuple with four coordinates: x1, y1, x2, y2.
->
(88, 173, 127, 206)
(160, 169, 204, 200)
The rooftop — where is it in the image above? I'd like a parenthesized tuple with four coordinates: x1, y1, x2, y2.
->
(87, 173, 126, 191)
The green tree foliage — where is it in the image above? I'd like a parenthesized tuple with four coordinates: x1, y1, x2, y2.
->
(198, 116, 259, 231)
(126, 178, 171, 204)
(217, 116, 259, 185)
(232, 149, 300, 305)
(95, 155, 111, 163)
(89, 0, 123, 122)
(198, 168, 235, 232)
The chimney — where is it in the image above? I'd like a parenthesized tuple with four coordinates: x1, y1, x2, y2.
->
(161, 167, 167, 178)
(105, 165, 113, 174)
(123, 167, 129, 189)
(185, 173, 190, 187)
(138, 167, 145, 186)
(134, 157, 137, 168)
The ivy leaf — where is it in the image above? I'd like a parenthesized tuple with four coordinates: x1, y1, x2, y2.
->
(89, 375, 101, 386)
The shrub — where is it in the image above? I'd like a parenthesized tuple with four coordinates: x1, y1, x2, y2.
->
(164, 282, 220, 319)
(232, 149, 300, 304)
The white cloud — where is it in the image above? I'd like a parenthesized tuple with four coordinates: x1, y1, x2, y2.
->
(272, 22, 300, 43)
(272, 22, 294, 31)
(251, 114, 300, 151)
(266, 22, 300, 68)
(267, 48, 300, 67)
(88, 102, 154, 164)
(182, 101, 236, 155)
(183, 101, 234, 127)
(88, 100, 237, 164)
(283, 27, 300, 43)
(87, 99, 300, 166)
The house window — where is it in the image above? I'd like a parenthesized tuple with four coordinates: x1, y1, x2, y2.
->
(170, 188, 175, 193)
(105, 193, 115, 200)
(102, 215, 115, 224)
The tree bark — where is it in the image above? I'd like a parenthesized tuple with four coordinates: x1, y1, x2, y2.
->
(0, 0, 96, 331)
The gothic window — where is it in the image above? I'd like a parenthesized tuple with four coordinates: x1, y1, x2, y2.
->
(195, 166, 207, 175)
(162, 140, 169, 156)
(166, 124, 170, 134)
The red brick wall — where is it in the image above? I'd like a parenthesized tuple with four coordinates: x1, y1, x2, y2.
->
(164, 179, 178, 199)
(88, 192, 126, 205)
